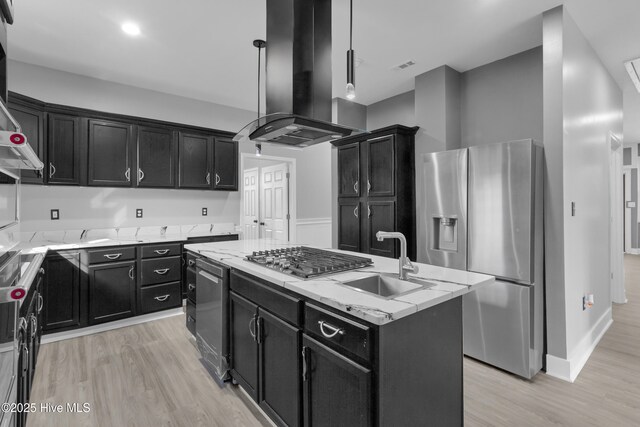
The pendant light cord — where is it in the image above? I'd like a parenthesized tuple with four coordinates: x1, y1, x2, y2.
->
(257, 45, 262, 119)
(349, 0, 353, 50)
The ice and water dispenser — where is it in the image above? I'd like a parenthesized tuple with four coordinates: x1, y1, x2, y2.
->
(432, 216, 458, 252)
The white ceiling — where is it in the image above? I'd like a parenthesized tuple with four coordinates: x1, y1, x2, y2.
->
(7, 0, 640, 111)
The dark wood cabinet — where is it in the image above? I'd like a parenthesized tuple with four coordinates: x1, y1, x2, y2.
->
(89, 260, 136, 325)
(258, 309, 301, 427)
(88, 119, 134, 187)
(47, 114, 81, 185)
(8, 102, 45, 183)
(178, 131, 212, 189)
(338, 142, 360, 197)
(302, 334, 372, 427)
(338, 199, 360, 253)
(230, 291, 259, 400)
(366, 201, 396, 258)
(136, 126, 176, 188)
(334, 125, 417, 260)
(213, 138, 238, 190)
(42, 251, 85, 332)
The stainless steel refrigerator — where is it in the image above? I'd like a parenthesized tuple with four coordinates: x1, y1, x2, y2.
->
(421, 139, 544, 379)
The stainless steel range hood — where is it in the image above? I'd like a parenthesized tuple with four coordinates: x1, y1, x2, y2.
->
(0, 100, 43, 170)
(233, 0, 361, 147)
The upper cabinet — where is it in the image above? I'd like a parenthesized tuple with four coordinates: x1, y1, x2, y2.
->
(213, 138, 238, 191)
(47, 113, 81, 185)
(7, 92, 238, 191)
(178, 131, 213, 189)
(88, 119, 134, 187)
(7, 100, 45, 184)
(136, 126, 176, 188)
(333, 125, 418, 260)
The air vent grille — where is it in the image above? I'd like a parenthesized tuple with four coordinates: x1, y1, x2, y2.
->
(393, 60, 416, 71)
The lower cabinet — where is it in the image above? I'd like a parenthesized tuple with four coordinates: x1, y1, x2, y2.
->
(302, 335, 371, 427)
(230, 292, 259, 400)
(42, 251, 86, 332)
(89, 260, 136, 325)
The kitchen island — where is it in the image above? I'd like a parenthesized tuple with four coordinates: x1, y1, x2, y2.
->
(185, 239, 493, 427)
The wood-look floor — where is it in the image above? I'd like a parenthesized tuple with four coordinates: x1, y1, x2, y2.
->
(28, 256, 640, 427)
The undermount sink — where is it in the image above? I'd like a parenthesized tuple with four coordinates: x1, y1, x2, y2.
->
(341, 273, 433, 299)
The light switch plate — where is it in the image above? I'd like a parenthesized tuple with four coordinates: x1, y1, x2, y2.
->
(51, 209, 59, 220)
(202, 208, 208, 216)
(136, 209, 143, 218)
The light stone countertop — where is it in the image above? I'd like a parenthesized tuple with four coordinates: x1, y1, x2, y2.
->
(184, 239, 494, 326)
(17, 223, 239, 254)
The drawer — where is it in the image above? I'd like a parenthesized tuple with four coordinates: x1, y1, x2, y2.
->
(88, 246, 136, 264)
(305, 303, 372, 363)
(186, 300, 196, 336)
(230, 270, 302, 327)
(141, 243, 182, 259)
(186, 266, 196, 303)
(141, 256, 182, 286)
(140, 282, 182, 314)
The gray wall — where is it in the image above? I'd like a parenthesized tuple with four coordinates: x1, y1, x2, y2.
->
(366, 91, 415, 130)
(543, 6, 622, 374)
(460, 47, 543, 147)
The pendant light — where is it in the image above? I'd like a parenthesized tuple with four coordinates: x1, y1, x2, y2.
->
(346, 0, 356, 100)
(253, 39, 266, 156)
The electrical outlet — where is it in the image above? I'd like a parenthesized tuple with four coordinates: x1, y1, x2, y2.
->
(136, 208, 143, 218)
(50, 209, 59, 220)
(202, 207, 208, 216)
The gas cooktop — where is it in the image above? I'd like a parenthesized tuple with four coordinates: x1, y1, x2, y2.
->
(245, 246, 373, 278)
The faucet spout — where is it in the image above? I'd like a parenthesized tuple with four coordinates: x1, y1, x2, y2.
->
(374, 231, 418, 280)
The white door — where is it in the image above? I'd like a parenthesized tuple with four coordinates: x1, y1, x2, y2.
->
(261, 163, 289, 241)
(243, 168, 260, 240)
(624, 171, 631, 253)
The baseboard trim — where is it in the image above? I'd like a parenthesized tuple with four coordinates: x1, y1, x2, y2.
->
(545, 307, 613, 382)
(41, 307, 184, 344)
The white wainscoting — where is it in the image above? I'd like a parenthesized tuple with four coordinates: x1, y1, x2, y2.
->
(296, 217, 332, 248)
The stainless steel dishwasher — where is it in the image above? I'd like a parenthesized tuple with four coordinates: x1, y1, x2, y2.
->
(195, 258, 230, 386)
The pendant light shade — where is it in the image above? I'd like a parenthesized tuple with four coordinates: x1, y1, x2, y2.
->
(346, 0, 356, 100)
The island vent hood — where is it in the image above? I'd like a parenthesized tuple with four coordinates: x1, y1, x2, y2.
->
(233, 0, 360, 148)
(0, 101, 43, 170)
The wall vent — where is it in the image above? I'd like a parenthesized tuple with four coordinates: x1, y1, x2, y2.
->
(624, 58, 640, 93)
(392, 60, 416, 71)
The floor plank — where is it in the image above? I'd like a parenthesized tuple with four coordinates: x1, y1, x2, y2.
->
(28, 255, 640, 426)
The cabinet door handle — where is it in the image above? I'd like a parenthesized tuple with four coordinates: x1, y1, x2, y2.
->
(138, 168, 145, 182)
(256, 317, 263, 344)
(353, 206, 358, 218)
(104, 253, 122, 260)
(153, 268, 170, 275)
(128, 266, 135, 280)
(353, 180, 359, 193)
(125, 168, 131, 182)
(368, 205, 371, 218)
(37, 294, 43, 313)
(301, 346, 308, 381)
(49, 162, 56, 178)
(367, 179, 371, 193)
(318, 321, 346, 338)
(249, 316, 257, 340)
(206, 172, 211, 185)
(215, 173, 221, 185)
(30, 315, 38, 339)
(154, 294, 170, 302)
(154, 249, 170, 255)
(188, 259, 195, 267)
(188, 283, 195, 291)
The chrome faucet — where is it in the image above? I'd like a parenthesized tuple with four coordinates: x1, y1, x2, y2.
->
(375, 231, 419, 280)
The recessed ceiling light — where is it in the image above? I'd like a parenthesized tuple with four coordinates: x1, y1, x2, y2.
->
(121, 22, 141, 36)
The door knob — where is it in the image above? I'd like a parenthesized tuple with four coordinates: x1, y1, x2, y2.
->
(253, 220, 258, 223)
(260, 222, 265, 226)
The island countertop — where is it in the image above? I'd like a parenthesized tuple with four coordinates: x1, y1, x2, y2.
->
(184, 239, 494, 325)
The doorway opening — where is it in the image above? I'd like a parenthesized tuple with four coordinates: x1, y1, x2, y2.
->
(240, 153, 296, 242)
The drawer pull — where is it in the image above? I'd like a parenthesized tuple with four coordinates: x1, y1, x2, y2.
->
(188, 284, 196, 291)
(154, 268, 170, 275)
(187, 316, 195, 323)
(188, 259, 195, 267)
(154, 249, 170, 255)
(154, 295, 170, 302)
(104, 253, 122, 260)
(318, 321, 346, 338)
